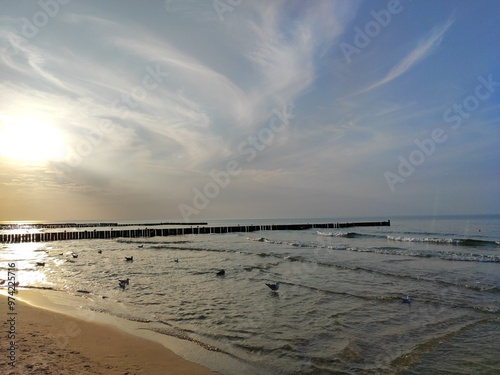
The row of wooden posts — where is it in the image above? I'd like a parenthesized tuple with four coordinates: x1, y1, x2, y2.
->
(0, 221, 390, 244)
(0, 222, 207, 230)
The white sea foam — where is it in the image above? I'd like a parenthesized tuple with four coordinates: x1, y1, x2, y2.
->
(316, 231, 349, 237)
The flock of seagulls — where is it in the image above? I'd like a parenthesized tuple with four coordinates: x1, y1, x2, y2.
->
(29, 243, 414, 303)
(116, 254, 282, 295)
(36, 251, 78, 266)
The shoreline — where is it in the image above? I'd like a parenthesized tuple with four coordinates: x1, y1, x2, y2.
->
(1, 290, 224, 375)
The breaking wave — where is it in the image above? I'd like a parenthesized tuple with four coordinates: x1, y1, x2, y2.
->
(387, 236, 498, 247)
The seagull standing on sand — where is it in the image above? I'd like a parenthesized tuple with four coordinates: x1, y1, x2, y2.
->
(266, 282, 280, 292)
(216, 269, 225, 276)
(118, 278, 130, 285)
(125, 256, 133, 261)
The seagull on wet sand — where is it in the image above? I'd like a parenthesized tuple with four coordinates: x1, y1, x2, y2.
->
(118, 278, 130, 285)
(266, 282, 280, 292)
(216, 269, 225, 276)
(125, 256, 133, 261)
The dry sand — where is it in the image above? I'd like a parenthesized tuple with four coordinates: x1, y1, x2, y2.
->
(0, 293, 221, 375)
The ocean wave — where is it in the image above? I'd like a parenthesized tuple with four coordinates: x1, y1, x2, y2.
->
(460, 238, 498, 247)
(150, 326, 228, 353)
(243, 262, 279, 272)
(351, 246, 500, 263)
(317, 231, 351, 237)
(250, 236, 341, 250)
(122, 233, 499, 254)
(116, 239, 192, 245)
(284, 255, 306, 262)
(247, 236, 500, 263)
(249, 237, 288, 246)
(387, 235, 498, 247)
(277, 280, 499, 313)
(316, 231, 374, 239)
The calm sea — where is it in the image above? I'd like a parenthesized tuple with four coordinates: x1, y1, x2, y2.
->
(1, 215, 499, 374)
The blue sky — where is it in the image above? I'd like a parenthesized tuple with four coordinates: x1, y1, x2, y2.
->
(0, 0, 499, 221)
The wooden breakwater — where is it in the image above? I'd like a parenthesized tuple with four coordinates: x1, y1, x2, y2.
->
(0, 222, 207, 230)
(0, 220, 390, 244)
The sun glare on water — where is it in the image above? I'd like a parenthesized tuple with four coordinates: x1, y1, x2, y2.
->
(0, 115, 66, 164)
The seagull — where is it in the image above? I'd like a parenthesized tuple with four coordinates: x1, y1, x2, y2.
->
(138, 245, 143, 248)
(400, 295, 412, 303)
(266, 282, 280, 292)
(216, 269, 225, 276)
(36, 262, 45, 266)
(125, 256, 133, 261)
(118, 278, 130, 285)
(174, 258, 179, 263)
(72, 253, 78, 259)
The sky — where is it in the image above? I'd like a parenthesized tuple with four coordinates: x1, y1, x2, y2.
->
(0, 0, 499, 222)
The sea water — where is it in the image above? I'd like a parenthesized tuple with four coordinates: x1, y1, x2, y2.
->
(1, 215, 499, 374)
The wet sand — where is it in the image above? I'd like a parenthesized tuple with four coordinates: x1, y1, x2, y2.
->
(0, 293, 221, 375)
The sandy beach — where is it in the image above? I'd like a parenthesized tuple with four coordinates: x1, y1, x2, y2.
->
(0, 293, 221, 375)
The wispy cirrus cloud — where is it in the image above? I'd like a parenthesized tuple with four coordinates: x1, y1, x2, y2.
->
(1, 1, 498, 220)
(357, 16, 455, 94)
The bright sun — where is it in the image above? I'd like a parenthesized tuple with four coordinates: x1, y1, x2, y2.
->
(0, 115, 66, 164)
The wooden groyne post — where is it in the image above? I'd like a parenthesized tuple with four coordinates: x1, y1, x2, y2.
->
(0, 220, 390, 244)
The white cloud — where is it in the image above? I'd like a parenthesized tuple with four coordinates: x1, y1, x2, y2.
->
(0, 1, 497, 220)
(358, 16, 455, 94)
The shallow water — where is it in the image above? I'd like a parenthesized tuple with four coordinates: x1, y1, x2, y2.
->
(1, 215, 499, 374)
